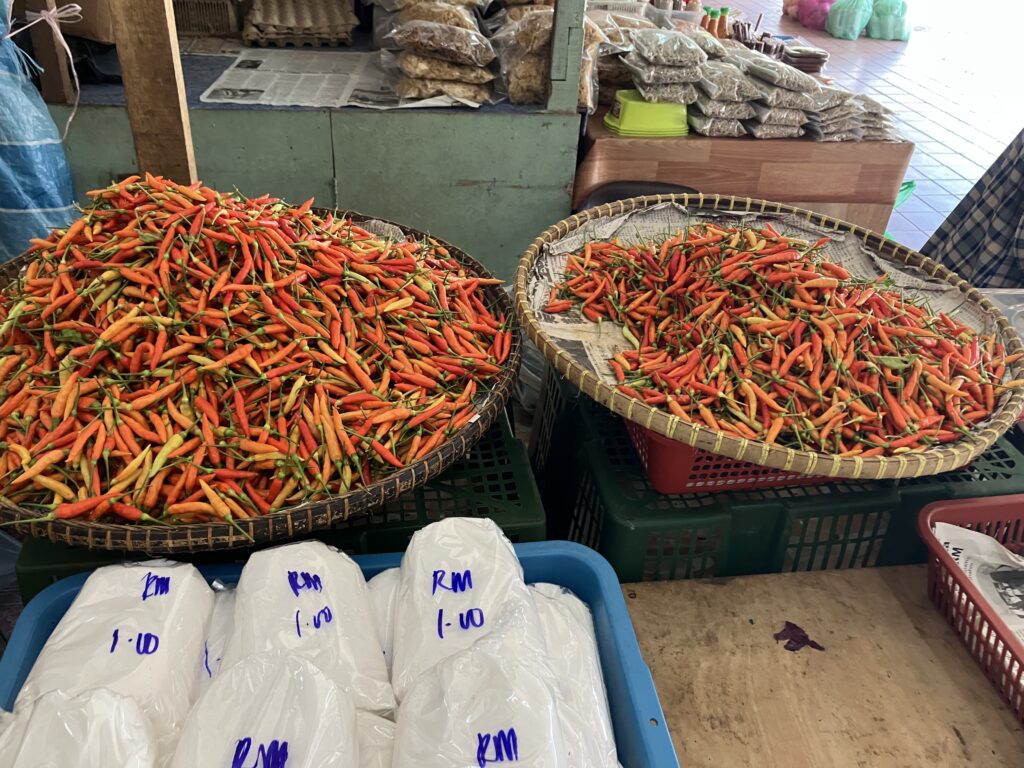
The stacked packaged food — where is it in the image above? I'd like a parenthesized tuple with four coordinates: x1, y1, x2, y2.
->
(385, 0, 496, 103)
(622, 29, 707, 105)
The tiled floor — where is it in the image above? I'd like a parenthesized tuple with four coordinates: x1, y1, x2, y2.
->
(727, 0, 1024, 250)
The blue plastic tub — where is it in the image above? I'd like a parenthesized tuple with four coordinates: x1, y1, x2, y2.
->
(0, 540, 678, 767)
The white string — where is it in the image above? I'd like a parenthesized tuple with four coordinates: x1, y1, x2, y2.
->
(3, 3, 83, 140)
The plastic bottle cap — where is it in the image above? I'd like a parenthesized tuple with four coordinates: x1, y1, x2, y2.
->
(709, 9, 719, 17)
(720, 6, 729, 11)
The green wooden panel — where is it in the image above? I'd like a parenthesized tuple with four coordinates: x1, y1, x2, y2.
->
(329, 109, 577, 280)
(48, 105, 136, 198)
(53, 105, 578, 280)
(191, 110, 335, 205)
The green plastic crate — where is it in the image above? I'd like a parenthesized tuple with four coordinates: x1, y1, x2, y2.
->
(15, 413, 545, 603)
(538, 372, 1024, 582)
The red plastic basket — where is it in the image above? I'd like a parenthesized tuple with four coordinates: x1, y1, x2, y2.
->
(624, 420, 823, 494)
(918, 495, 1024, 723)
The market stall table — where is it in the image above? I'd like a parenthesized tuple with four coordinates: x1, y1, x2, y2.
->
(624, 566, 1024, 767)
(575, 112, 914, 233)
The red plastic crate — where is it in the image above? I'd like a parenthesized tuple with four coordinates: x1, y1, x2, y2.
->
(918, 495, 1024, 723)
(624, 420, 823, 494)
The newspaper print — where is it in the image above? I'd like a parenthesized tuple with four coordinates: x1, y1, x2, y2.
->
(934, 522, 1024, 683)
(200, 50, 482, 110)
(526, 202, 999, 387)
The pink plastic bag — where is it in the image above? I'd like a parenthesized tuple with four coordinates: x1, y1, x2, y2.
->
(798, 0, 835, 30)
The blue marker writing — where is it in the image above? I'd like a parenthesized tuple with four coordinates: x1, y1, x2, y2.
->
(109, 629, 159, 655)
(231, 737, 289, 768)
(477, 728, 519, 766)
(287, 571, 323, 597)
(141, 572, 170, 601)
(295, 606, 334, 637)
(432, 569, 473, 595)
(436, 607, 485, 639)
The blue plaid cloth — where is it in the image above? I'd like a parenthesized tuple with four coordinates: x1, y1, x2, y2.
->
(920, 128, 1024, 288)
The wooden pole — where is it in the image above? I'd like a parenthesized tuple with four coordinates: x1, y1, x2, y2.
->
(25, 0, 73, 104)
(111, 0, 197, 182)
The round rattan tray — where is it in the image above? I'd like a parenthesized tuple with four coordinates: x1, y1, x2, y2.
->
(0, 213, 520, 553)
(514, 194, 1024, 482)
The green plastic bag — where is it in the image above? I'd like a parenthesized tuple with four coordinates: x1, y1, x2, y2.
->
(825, 0, 873, 40)
(867, 0, 910, 41)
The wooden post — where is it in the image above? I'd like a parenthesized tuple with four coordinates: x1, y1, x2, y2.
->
(111, 0, 197, 182)
(25, 0, 74, 104)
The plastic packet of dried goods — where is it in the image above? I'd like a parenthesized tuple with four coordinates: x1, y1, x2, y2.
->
(388, 21, 496, 66)
(821, 116, 863, 134)
(851, 92, 892, 115)
(14, 561, 214, 758)
(221, 540, 395, 715)
(398, 51, 494, 82)
(396, 2, 479, 30)
(747, 75, 816, 109)
(676, 25, 727, 59)
(692, 94, 756, 119)
(630, 28, 707, 67)
(621, 51, 701, 85)
(636, 80, 699, 104)
(598, 54, 634, 85)
(688, 112, 747, 137)
(169, 653, 359, 768)
(698, 60, 760, 101)
(0, 689, 157, 768)
(746, 59, 820, 93)
(743, 119, 805, 138)
(819, 129, 864, 142)
(813, 101, 862, 122)
(751, 102, 807, 127)
(506, 52, 549, 104)
(586, 9, 656, 46)
(375, 0, 486, 11)
(507, 4, 547, 21)
(810, 83, 852, 111)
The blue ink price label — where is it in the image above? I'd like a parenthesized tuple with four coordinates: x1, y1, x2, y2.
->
(141, 572, 170, 601)
(436, 607, 485, 639)
(477, 728, 519, 766)
(287, 570, 323, 597)
(294, 606, 333, 638)
(232, 737, 289, 768)
(432, 569, 473, 595)
(109, 628, 160, 655)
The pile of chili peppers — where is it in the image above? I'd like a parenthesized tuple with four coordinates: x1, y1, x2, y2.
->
(544, 222, 1023, 457)
(0, 176, 511, 524)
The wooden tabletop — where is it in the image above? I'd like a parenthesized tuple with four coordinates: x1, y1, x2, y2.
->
(625, 566, 1024, 767)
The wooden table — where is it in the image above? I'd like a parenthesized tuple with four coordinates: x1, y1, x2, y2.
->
(575, 114, 914, 233)
(625, 566, 1024, 766)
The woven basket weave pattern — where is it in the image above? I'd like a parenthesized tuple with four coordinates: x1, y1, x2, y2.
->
(513, 194, 1024, 482)
(0, 213, 519, 553)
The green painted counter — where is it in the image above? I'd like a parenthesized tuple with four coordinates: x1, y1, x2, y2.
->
(50, 104, 580, 281)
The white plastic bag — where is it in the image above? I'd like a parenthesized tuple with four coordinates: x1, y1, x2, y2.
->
(367, 567, 400, 673)
(393, 604, 567, 767)
(391, 518, 545, 701)
(197, 587, 235, 694)
(170, 652, 358, 768)
(358, 711, 396, 768)
(15, 561, 213, 757)
(0, 689, 157, 767)
(531, 584, 619, 768)
(221, 540, 395, 714)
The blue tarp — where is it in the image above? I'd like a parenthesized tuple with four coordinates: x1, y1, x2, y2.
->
(0, 0, 75, 262)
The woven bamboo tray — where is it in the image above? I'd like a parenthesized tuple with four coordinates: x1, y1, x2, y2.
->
(0, 213, 519, 553)
(513, 194, 1024, 482)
